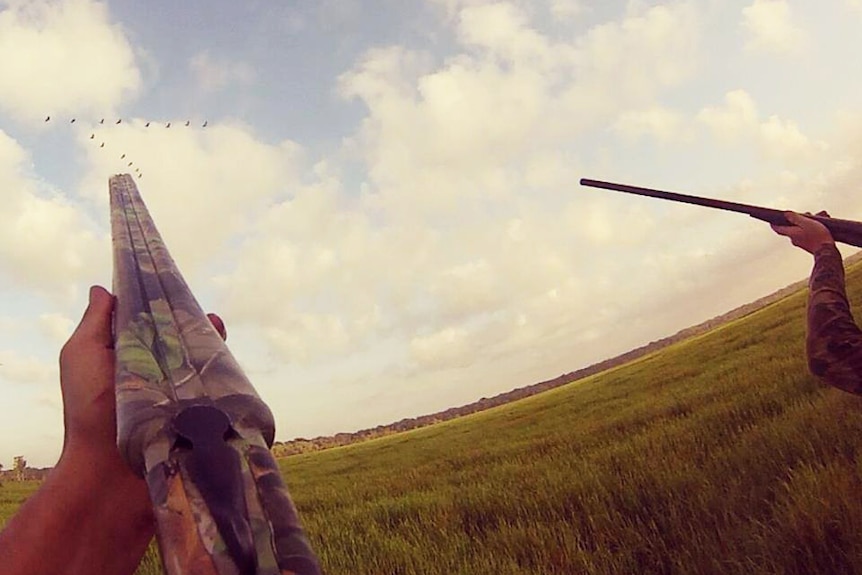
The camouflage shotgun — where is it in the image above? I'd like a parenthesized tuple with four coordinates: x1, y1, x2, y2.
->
(580, 178, 862, 248)
(109, 174, 321, 575)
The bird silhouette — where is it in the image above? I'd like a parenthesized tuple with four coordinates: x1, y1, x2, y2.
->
(121, 154, 126, 159)
(116, 119, 122, 124)
(185, 120, 190, 126)
(100, 119, 104, 124)
(100, 143, 105, 148)
(128, 162, 133, 166)
(70, 118, 76, 123)
(138, 173, 142, 178)
(90, 134, 94, 139)
(145, 122, 150, 127)
(166, 122, 171, 128)
(44, 116, 50, 122)
(202, 120, 208, 127)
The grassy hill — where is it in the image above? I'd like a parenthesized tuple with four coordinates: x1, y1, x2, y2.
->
(280, 256, 862, 575)
(275, 254, 862, 458)
(6, 256, 862, 575)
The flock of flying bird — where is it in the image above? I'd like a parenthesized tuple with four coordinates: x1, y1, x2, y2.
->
(42, 116, 210, 179)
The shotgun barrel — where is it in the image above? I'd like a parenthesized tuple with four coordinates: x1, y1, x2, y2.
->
(579, 178, 862, 248)
(110, 174, 321, 575)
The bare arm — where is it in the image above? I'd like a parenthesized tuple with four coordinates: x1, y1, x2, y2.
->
(0, 286, 154, 575)
(0, 444, 155, 575)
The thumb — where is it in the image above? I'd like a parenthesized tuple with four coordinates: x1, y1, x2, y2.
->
(71, 285, 115, 347)
(783, 211, 808, 227)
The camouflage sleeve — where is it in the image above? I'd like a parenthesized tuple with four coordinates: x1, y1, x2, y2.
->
(806, 243, 862, 394)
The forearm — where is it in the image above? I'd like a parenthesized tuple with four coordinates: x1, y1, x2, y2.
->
(806, 243, 862, 393)
(0, 444, 154, 575)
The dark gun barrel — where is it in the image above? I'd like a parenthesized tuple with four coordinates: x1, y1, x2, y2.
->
(580, 178, 862, 249)
(110, 174, 321, 575)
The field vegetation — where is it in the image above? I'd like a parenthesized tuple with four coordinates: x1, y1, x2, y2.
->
(4, 259, 862, 574)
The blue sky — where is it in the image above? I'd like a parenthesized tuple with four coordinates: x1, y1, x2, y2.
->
(2, 0, 862, 467)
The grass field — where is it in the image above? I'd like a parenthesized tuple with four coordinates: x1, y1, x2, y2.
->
(4, 258, 862, 574)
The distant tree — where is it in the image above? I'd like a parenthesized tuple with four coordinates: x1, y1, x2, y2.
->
(13, 455, 26, 481)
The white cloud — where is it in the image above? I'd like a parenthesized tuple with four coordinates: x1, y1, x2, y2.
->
(567, 2, 700, 102)
(264, 314, 353, 363)
(549, 0, 585, 21)
(210, 1, 703, 370)
(0, 0, 140, 123)
(215, 171, 394, 362)
(697, 89, 758, 140)
(409, 326, 472, 370)
(0, 130, 101, 295)
(612, 107, 688, 143)
(189, 51, 256, 93)
(0, 350, 56, 386)
(759, 115, 828, 160)
(741, 0, 808, 55)
(77, 120, 305, 271)
(565, 200, 657, 247)
(340, 2, 700, 218)
(457, 3, 558, 68)
(698, 89, 827, 161)
(38, 313, 75, 344)
(428, 0, 491, 20)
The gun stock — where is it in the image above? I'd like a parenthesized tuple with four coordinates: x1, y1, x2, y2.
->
(110, 174, 321, 575)
(579, 178, 862, 249)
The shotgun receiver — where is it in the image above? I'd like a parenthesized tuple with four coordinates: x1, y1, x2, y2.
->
(579, 178, 862, 249)
(110, 174, 321, 575)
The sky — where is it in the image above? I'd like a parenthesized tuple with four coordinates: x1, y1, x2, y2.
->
(1, 0, 862, 468)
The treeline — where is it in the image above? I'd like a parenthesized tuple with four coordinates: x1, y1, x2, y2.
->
(0, 468, 50, 482)
(271, 265, 829, 459)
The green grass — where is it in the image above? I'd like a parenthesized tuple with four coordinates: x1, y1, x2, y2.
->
(0, 481, 40, 529)
(5, 259, 862, 574)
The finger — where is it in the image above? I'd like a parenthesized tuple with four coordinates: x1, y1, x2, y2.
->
(771, 219, 799, 235)
(207, 313, 227, 341)
(70, 286, 115, 347)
